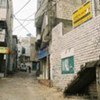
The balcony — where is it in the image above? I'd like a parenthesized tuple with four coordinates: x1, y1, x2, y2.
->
(0, 0, 8, 28)
(0, 8, 7, 29)
(35, 0, 48, 27)
(0, 7, 7, 20)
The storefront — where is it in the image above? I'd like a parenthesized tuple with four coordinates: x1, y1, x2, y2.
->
(0, 47, 10, 77)
(37, 47, 49, 79)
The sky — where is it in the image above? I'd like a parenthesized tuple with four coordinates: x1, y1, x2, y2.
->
(13, 0, 37, 37)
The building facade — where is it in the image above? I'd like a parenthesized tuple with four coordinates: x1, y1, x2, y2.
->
(35, 0, 82, 85)
(18, 36, 36, 70)
(50, 0, 100, 99)
(0, 0, 13, 76)
(35, 0, 100, 99)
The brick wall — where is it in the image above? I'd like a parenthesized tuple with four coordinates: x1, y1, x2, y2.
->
(50, 15, 100, 90)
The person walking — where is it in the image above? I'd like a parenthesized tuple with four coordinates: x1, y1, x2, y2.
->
(28, 66, 31, 73)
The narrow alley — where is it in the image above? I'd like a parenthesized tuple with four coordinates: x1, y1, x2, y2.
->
(0, 72, 88, 100)
(0, 0, 100, 99)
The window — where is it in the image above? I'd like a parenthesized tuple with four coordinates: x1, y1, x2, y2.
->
(22, 47, 25, 54)
(61, 56, 74, 74)
(0, 0, 7, 8)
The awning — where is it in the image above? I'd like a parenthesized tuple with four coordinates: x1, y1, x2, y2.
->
(37, 48, 48, 60)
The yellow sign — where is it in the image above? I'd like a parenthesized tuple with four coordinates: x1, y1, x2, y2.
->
(72, 1, 92, 28)
(0, 47, 10, 54)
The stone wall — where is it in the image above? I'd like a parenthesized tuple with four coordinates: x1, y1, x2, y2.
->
(50, 15, 100, 90)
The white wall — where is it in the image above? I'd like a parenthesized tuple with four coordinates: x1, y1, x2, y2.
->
(50, 15, 100, 90)
(19, 37, 31, 56)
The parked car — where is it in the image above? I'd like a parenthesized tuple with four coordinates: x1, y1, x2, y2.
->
(20, 64, 27, 72)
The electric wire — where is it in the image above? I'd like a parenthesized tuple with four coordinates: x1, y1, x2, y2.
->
(13, 20, 34, 32)
(14, 0, 31, 15)
(14, 0, 61, 22)
(13, 0, 61, 34)
(13, 15, 31, 33)
(16, 19, 34, 21)
(13, 12, 35, 31)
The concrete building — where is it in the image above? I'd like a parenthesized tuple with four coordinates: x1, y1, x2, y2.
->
(0, 0, 13, 76)
(18, 37, 36, 70)
(50, 0, 100, 99)
(18, 37, 30, 68)
(35, 0, 82, 86)
(35, 0, 100, 99)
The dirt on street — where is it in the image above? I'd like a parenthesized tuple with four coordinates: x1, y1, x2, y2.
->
(0, 72, 89, 100)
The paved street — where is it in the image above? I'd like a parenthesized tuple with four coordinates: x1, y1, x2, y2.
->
(0, 72, 88, 100)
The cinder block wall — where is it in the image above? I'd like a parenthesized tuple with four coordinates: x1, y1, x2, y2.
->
(50, 15, 100, 90)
